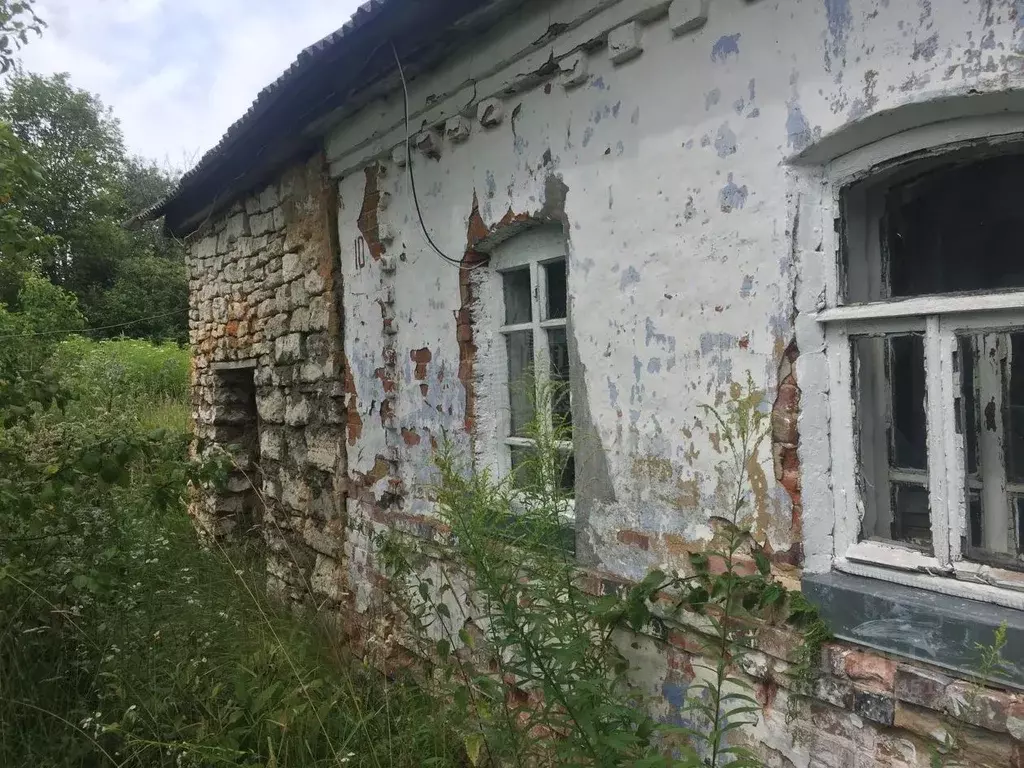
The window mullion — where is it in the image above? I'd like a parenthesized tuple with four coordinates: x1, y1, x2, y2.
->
(925, 316, 952, 567)
(827, 323, 860, 556)
(978, 333, 1010, 554)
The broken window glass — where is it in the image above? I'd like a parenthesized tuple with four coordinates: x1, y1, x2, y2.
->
(853, 333, 932, 552)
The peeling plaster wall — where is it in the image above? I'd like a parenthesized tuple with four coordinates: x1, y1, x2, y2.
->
(317, 3, 1024, 762)
(329, 0, 1024, 587)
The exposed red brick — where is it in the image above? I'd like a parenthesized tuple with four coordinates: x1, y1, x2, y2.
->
(357, 164, 384, 260)
(379, 398, 394, 426)
(667, 629, 704, 656)
(616, 529, 650, 550)
(401, 427, 421, 446)
(771, 339, 802, 562)
(225, 319, 239, 336)
(374, 367, 396, 393)
(843, 650, 896, 692)
(410, 347, 432, 379)
(342, 352, 362, 444)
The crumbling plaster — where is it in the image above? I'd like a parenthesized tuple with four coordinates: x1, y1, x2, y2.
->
(329, 0, 1024, 585)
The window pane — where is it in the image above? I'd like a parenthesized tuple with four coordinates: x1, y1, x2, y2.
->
(545, 260, 567, 320)
(890, 483, 932, 548)
(958, 331, 1024, 567)
(1007, 334, 1024, 483)
(890, 335, 927, 470)
(547, 327, 572, 434)
(853, 333, 932, 552)
(885, 155, 1024, 298)
(503, 268, 532, 325)
(506, 330, 534, 437)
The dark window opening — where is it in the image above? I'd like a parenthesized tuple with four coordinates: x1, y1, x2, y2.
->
(844, 152, 1024, 304)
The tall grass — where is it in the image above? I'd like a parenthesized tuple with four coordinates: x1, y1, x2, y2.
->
(0, 337, 462, 768)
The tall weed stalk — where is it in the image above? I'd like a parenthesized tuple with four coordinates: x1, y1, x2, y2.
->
(378, 380, 827, 767)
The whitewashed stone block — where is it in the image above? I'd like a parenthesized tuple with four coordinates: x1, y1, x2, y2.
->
(558, 52, 589, 88)
(608, 21, 643, 64)
(669, 0, 708, 34)
(477, 98, 504, 128)
(415, 129, 442, 159)
(445, 115, 471, 142)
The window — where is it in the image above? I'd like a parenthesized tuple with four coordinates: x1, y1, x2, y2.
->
(824, 148, 1024, 598)
(491, 228, 574, 500)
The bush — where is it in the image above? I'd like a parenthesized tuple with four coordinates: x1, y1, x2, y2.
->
(0, 336, 462, 768)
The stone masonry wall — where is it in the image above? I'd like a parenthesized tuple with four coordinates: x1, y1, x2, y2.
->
(187, 153, 349, 610)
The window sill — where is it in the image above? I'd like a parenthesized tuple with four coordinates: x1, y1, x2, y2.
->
(803, 570, 1024, 690)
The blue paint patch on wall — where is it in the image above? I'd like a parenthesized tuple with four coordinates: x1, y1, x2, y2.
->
(608, 378, 619, 407)
(620, 266, 641, 290)
(704, 88, 721, 110)
(740, 275, 755, 297)
(485, 170, 496, 198)
(645, 318, 677, 353)
(662, 681, 686, 709)
(715, 123, 737, 157)
(648, 358, 662, 374)
(633, 356, 644, 382)
(912, 32, 939, 61)
(718, 174, 748, 213)
(824, 0, 852, 67)
(700, 332, 737, 356)
(711, 33, 740, 62)
(786, 100, 812, 152)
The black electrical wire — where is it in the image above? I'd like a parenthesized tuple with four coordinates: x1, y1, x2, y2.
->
(390, 41, 484, 271)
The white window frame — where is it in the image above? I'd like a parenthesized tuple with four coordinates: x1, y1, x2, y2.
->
(819, 115, 1024, 610)
(488, 228, 574, 502)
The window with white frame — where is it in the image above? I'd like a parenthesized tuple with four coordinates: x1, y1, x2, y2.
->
(492, 228, 574, 499)
(824, 146, 1024, 599)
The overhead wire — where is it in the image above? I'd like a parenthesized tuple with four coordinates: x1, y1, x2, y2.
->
(0, 308, 188, 340)
(390, 41, 486, 272)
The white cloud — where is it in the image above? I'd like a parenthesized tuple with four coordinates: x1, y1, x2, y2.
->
(18, 0, 364, 169)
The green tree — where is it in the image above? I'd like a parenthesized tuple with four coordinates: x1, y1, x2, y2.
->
(0, 72, 187, 340)
(0, 0, 43, 73)
(0, 120, 55, 308)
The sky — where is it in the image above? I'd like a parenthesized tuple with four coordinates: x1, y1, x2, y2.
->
(19, 0, 364, 170)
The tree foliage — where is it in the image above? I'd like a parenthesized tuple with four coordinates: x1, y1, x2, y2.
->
(0, 0, 43, 73)
(0, 72, 186, 341)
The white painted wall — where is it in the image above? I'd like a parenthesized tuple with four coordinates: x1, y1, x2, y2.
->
(330, 0, 1024, 581)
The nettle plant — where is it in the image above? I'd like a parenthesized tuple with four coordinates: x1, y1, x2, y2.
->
(376, 380, 828, 767)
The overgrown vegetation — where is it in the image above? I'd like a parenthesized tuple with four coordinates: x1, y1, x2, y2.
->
(0, 295, 462, 766)
(377, 382, 829, 767)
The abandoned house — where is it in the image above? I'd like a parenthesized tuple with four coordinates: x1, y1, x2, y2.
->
(141, 0, 1024, 763)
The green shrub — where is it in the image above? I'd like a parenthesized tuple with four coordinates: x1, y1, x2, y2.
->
(0, 334, 462, 768)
